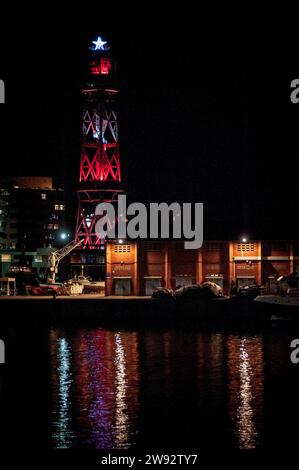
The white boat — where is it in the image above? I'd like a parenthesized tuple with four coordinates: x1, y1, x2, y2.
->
(71, 275, 103, 287)
(62, 282, 84, 295)
(67, 275, 105, 295)
(254, 274, 299, 320)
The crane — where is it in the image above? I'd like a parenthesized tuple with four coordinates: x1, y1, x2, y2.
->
(48, 238, 84, 283)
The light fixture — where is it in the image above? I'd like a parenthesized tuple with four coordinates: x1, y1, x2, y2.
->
(91, 36, 109, 51)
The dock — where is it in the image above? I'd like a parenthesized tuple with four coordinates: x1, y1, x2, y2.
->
(0, 294, 270, 326)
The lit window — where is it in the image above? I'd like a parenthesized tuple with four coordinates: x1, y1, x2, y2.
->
(91, 58, 111, 75)
(54, 204, 65, 211)
(53, 224, 59, 230)
(237, 243, 255, 252)
(41, 193, 47, 200)
(114, 244, 131, 253)
(100, 59, 111, 75)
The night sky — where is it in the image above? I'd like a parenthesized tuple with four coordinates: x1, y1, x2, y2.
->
(0, 14, 298, 239)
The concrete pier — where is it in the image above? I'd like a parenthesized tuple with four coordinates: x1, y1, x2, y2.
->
(0, 294, 269, 325)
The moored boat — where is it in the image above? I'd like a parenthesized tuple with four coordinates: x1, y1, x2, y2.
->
(254, 273, 299, 320)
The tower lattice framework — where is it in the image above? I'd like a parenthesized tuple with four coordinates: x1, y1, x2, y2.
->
(75, 37, 123, 248)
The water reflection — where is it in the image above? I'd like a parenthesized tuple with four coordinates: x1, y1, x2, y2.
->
(2, 322, 299, 453)
(50, 329, 139, 449)
(114, 333, 129, 447)
(49, 328, 267, 450)
(227, 335, 264, 449)
(51, 335, 74, 448)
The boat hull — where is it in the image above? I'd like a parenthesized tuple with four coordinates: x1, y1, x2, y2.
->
(254, 295, 299, 320)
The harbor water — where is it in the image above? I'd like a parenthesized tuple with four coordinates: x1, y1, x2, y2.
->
(0, 316, 299, 460)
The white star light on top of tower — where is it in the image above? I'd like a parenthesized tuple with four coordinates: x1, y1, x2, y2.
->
(91, 36, 108, 51)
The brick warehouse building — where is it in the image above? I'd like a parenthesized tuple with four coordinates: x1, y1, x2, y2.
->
(104, 240, 299, 296)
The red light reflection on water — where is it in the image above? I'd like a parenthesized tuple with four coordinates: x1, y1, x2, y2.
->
(50, 329, 139, 449)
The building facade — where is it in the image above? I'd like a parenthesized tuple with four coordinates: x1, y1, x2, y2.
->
(0, 177, 65, 277)
(105, 240, 298, 296)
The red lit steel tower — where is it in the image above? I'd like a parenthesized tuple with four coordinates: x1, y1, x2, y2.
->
(75, 36, 123, 248)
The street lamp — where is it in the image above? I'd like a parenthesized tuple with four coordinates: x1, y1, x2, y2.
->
(59, 231, 70, 243)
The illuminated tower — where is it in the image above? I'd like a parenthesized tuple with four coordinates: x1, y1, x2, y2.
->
(75, 36, 123, 249)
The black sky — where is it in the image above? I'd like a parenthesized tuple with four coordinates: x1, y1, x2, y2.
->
(0, 14, 298, 239)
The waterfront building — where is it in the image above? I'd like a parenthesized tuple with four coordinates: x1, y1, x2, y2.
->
(104, 239, 298, 296)
(0, 177, 65, 277)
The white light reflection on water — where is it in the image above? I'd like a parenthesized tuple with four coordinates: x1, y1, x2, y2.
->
(52, 337, 74, 448)
(114, 333, 129, 447)
(236, 338, 258, 449)
(227, 335, 264, 449)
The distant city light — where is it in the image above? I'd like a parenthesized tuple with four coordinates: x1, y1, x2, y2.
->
(242, 237, 247, 243)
